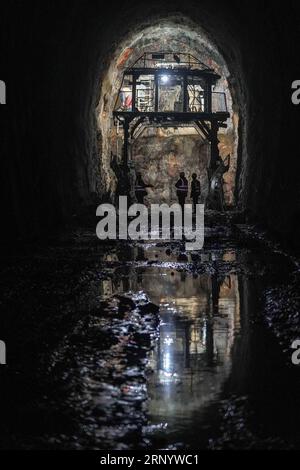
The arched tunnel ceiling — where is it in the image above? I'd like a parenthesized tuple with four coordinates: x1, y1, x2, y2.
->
(100, 18, 233, 109)
(113, 20, 229, 72)
(96, 18, 238, 202)
(1, 1, 299, 246)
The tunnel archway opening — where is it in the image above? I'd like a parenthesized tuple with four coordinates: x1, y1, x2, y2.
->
(96, 17, 240, 208)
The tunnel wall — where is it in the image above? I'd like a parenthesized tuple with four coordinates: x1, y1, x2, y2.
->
(96, 19, 238, 205)
(131, 128, 236, 206)
(132, 132, 211, 205)
(1, 1, 299, 246)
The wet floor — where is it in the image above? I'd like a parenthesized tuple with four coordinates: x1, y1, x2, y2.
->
(145, 270, 239, 448)
(0, 219, 299, 449)
(100, 240, 300, 449)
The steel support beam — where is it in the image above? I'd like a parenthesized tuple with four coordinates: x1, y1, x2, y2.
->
(114, 111, 229, 122)
(210, 120, 220, 170)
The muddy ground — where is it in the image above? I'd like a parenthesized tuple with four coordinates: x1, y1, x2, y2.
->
(0, 212, 299, 450)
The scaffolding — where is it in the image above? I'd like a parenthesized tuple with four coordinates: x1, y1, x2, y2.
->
(113, 52, 230, 197)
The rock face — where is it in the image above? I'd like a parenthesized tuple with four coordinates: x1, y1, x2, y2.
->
(1, 1, 300, 247)
(132, 131, 210, 204)
(99, 22, 238, 206)
(132, 127, 236, 205)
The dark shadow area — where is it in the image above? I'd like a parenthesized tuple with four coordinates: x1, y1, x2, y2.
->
(0, 0, 300, 451)
(0, 1, 300, 248)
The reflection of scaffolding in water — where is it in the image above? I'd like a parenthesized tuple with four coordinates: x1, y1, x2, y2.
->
(147, 271, 240, 418)
(97, 239, 241, 424)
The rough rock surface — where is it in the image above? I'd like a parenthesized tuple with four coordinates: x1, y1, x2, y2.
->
(1, 1, 300, 249)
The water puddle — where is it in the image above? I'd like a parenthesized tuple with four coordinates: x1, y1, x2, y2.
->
(146, 272, 240, 447)
(97, 240, 300, 449)
(97, 241, 243, 448)
(2, 232, 299, 450)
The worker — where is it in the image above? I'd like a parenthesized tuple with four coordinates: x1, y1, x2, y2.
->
(135, 173, 153, 204)
(208, 154, 230, 211)
(191, 173, 201, 213)
(175, 172, 189, 210)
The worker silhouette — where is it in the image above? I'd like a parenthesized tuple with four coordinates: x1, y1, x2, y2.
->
(175, 172, 188, 211)
(208, 154, 231, 211)
(135, 173, 153, 204)
(191, 173, 201, 213)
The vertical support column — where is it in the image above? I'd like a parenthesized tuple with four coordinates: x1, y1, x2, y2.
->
(154, 73, 159, 112)
(123, 119, 130, 167)
(204, 79, 212, 113)
(210, 120, 220, 171)
(183, 74, 188, 112)
(132, 74, 137, 112)
(121, 118, 132, 200)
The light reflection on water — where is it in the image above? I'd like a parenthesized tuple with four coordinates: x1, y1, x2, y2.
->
(96, 241, 300, 449)
(100, 245, 241, 446)
(145, 270, 240, 440)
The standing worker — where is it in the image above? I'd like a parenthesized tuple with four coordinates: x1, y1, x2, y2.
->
(191, 173, 201, 213)
(175, 172, 189, 211)
(208, 154, 230, 211)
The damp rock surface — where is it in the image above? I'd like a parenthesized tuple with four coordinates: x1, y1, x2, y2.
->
(0, 216, 299, 450)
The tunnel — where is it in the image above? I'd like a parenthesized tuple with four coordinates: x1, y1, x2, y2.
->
(1, 0, 299, 246)
(97, 20, 238, 206)
(0, 0, 300, 452)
